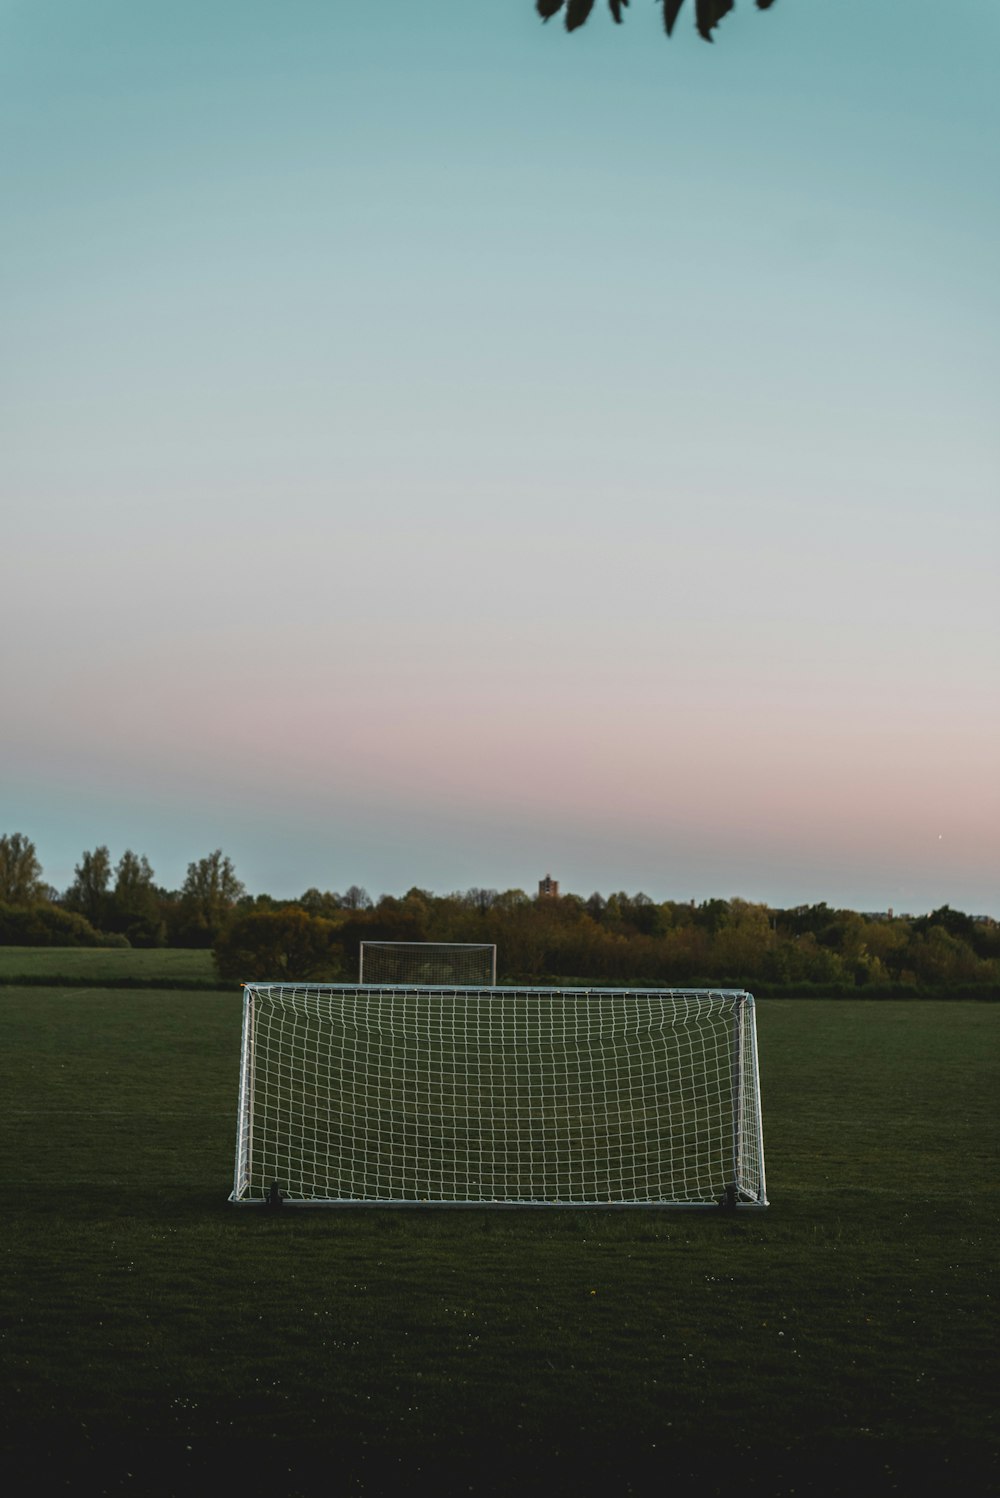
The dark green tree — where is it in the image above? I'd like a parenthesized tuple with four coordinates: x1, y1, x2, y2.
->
(0, 900, 125, 948)
(462, 887, 500, 915)
(908, 925, 983, 986)
(585, 892, 607, 922)
(912, 905, 977, 943)
(298, 888, 344, 917)
(177, 850, 246, 946)
(0, 833, 44, 904)
(692, 897, 731, 935)
(624, 892, 664, 937)
(64, 846, 112, 929)
(214, 908, 343, 982)
(109, 850, 163, 946)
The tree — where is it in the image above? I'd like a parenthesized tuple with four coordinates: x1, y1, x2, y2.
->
(110, 850, 163, 946)
(0, 833, 44, 904)
(712, 899, 774, 979)
(909, 925, 983, 986)
(912, 905, 977, 944)
(692, 897, 731, 935)
(537, 0, 777, 42)
(462, 887, 500, 915)
(585, 892, 607, 922)
(214, 909, 343, 982)
(623, 892, 664, 937)
(298, 887, 344, 917)
(64, 846, 112, 929)
(177, 850, 245, 946)
(0, 900, 126, 948)
(494, 889, 530, 911)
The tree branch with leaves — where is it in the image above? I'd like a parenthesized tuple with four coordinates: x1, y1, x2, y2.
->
(537, 0, 777, 41)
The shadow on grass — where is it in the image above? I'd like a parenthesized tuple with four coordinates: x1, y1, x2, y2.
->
(9, 1426, 998, 1497)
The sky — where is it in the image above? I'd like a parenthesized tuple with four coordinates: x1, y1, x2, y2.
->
(2, 0, 998, 915)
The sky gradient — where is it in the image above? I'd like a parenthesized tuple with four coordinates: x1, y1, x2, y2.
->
(3, 1, 998, 913)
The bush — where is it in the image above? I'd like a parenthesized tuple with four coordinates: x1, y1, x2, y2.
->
(0, 902, 130, 948)
(214, 908, 344, 982)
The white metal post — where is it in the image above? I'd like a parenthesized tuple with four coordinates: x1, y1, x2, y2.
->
(232, 986, 256, 1202)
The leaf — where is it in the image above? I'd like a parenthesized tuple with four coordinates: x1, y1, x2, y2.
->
(536, 0, 565, 20)
(662, 1, 685, 36)
(565, 0, 596, 29)
(696, 0, 735, 40)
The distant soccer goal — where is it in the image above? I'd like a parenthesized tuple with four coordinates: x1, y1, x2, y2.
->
(358, 941, 497, 986)
(230, 985, 767, 1210)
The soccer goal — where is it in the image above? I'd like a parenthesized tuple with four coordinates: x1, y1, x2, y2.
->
(230, 985, 767, 1209)
(358, 941, 497, 986)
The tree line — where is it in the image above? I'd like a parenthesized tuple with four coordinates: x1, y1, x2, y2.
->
(2, 832, 998, 992)
(0, 833, 243, 949)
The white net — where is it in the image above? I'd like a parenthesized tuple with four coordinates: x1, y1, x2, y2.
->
(231, 985, 767, 1208)
(359, 942, 497, 985)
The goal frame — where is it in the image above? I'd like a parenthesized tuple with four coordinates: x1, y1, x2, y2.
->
(230, 984, 767, 1212)
(358, 941, 497, 985)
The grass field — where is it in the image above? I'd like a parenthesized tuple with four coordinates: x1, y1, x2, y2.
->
(2, 989, 997, 1496)
(0, 945, 219, 984)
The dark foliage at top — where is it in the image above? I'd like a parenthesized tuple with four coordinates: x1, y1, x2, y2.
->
(537, 0, 778, 41)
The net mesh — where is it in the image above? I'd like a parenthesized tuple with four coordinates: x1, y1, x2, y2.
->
(359, 942, 496, 985)
(232, 985, 766, 1207)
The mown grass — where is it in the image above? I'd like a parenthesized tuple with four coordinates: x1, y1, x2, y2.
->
(0, 946, 220, 985)
(1, 991, 996, 1496)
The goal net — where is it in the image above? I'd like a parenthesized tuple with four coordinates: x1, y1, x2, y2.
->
(231, 985, 766, 1209)
(359, 942, 497, 985)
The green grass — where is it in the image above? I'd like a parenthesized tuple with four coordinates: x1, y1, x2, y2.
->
(0, 945, 222, 985)
(1, 992, 997, 1496)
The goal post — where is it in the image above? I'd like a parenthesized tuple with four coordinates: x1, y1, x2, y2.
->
(230, 985, 766, 1209)
(358, 941, 497, 986)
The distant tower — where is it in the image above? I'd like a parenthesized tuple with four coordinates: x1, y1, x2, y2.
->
(538, 874, 560, 899)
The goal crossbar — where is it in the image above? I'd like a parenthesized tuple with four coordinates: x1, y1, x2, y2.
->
(231, 984, 767, 1210)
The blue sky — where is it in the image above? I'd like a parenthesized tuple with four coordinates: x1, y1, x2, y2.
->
(2, 1, 998, 912)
